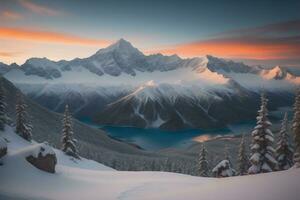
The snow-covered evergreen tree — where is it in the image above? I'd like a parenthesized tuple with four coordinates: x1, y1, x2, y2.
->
(292, 90, 300, 168)
(198, 144, 209, 177)
(61, 105, 79, 159)
(248, 93, 277, 174)
(238, 135, 249, 175)
(276, 112, 293, 170)
(212, 145, 236, 177)
(0, 80, 7, 131)
(212, 160, 236, 178)
(15, 93, 32, 141)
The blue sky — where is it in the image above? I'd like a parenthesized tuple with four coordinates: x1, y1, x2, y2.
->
(0, 0, 299, 66)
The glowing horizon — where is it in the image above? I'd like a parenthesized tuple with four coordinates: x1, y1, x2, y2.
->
(0, 0, 299, 67)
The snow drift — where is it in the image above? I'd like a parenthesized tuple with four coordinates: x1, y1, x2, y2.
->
(1, 125, 300, 200)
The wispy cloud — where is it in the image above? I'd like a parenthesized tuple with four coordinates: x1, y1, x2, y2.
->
(218, 20, 300, 37)
(0, 27, 112, 47)
(150, 20, 300, 66)
(18, 0, 63, 16)
(0, 51, 22, 58)
(154, 35, 300, 60)
(0, 10, 23, 20)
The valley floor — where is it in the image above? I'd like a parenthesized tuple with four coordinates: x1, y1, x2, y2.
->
(1, 126, 300, 200)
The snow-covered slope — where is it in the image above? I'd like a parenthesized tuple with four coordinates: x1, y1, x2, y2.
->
(96, 80, 250, 130)
(260, 66, 300, 84)
(0, 76, 170, 172)
(0, 126, 113, 171)
(1, 125, 300, 200)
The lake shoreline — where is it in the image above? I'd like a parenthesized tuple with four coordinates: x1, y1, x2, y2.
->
(79, 106, 289, 151)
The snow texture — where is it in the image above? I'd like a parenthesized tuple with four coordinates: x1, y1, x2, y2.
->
(30, 142, 56, 158)
(0, 125, 300, 200)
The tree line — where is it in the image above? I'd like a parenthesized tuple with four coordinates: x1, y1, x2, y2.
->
(198, 92, 300, 177)
(0, 80, 79, 159)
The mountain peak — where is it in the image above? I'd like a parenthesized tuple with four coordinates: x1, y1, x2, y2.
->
(111, 38, 133, 48)
(260, 65, 289, 80)
(95, 38, 143, 56)
(272, 65, 283, 72)
(117, 38, 130, 44)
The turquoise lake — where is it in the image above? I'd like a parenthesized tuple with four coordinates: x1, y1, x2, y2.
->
(81, 119, 255, 150)
(80, 107, 289, 151)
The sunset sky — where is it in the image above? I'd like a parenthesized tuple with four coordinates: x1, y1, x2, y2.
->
(0, 0, 299, 67)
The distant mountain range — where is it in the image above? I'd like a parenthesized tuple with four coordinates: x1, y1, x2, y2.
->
(0, 39, 298, 130)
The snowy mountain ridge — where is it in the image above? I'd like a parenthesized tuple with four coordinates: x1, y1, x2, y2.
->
(260, 66, 300, 84)
(0, 39, 290, 81)
(0, 39, 298, 130)
(1, 39, 299, 88)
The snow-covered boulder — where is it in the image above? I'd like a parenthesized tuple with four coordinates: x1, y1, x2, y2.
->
(212, 160, 236, 177)
(0, 137, 7, 160)
(26, 142, 57, 173)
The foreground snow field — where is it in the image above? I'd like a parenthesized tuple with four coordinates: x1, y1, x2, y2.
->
(0, 126, 300, 200)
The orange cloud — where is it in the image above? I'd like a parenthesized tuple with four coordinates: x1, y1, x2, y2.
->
(148, 20, 300, 62)
(193, 135, 214, 143)
(0, 51, 22, 58)
(151, 38, 300, 60)
(19, 0, 62, 16)
(0, 27, 112, 47)
(0, 10, 23, 20)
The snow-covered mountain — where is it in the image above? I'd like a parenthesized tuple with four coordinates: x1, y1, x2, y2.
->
(1, 126, 300, 200)
(260, 66, 300, 84)
(0, 39, 298, 129)
(2, 39, 298, 84)
(95, 80, 259, 129)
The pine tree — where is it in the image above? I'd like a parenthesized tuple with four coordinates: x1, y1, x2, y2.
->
(0, 80, 7, 131)
(238, 135, 249, 175)
(292, 90, 300, 168)
(61, 105, 79, 159)
(276, 112, 294, 170)
(15, 93, 32, 141)
(163, 158, 172, 172)
(224, 145, 231, 165)
(198, 144, 209, 177)
(248, 93, 277, 174)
